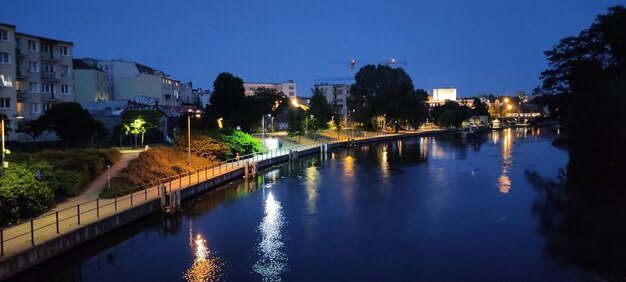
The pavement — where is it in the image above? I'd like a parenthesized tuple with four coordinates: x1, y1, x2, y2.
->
(53, 150, 141, 211)
(0, 129, 454, 261)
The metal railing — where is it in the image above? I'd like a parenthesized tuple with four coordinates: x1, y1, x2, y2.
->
(0, 129, 410, 257)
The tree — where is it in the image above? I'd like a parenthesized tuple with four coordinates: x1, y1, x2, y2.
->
(39, 103, 108, 147)
(121, 110, 163, 146)
(540, 5, 626, 187)
(432, 101, 472, 128)
(308, 87, 333, 129)
(237, 87, 289, 132)
(348, 64, 427, 130)
(472, 98, 490, 116)
(209, 73, 246, 128)
(287, 107, 304, 140)
(18, 119, 47, 142)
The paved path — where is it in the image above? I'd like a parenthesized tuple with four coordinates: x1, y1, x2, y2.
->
(0, 129, 453, 261)
(53, 150, 141, 211)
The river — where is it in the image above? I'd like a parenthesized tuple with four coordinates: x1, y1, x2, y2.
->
(10, 128, 592, 281)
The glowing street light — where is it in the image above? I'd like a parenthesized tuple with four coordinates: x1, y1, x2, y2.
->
(188, 109, 202, 166)
(217, 117, 223, 129)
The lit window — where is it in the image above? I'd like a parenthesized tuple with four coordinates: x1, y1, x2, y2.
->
(0, 52, 9, 64)
(0, 29, 8, 41)
(0, 98, 10, 109)
(0, 75, 13, 87)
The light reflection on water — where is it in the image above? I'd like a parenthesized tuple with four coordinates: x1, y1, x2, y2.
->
(305, 167, 319, 215)
(380, 144, 389, 179)
(499, 128, 513, 194)
(253, 192, 288, 281)
(184, 222, 225, 281)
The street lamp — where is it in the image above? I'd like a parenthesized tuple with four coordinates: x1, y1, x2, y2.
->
(107, 163, 111, 191)
(187, 109, 202, 166)
(1, 117, 7, 173)
(1, 115, 21, 174)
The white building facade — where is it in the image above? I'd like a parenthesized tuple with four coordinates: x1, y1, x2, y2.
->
(73, 59, 110, 103)
(0, 23, 74, 140)
(314, 83, 350, 115)
(244, 80, 297, 98)
(93, 59, 182, 106)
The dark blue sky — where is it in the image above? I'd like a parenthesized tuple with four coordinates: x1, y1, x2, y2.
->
(2, 0, 622, 97)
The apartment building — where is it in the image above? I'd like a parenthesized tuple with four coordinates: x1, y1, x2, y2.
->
(73, 59, 111, 103)
(94, 59, 182, 106)
(0, 23, 74, 140)
(244, 80, 297, 98)
(314, 83, 350, 115)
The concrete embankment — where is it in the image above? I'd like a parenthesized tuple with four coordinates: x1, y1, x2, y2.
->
(0, 129, 457, 280)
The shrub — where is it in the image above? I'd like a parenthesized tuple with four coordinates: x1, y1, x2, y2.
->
(100, 147, 215, 198)
(0, 163, 55, 225)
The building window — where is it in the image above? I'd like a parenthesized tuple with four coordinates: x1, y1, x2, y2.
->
(0, 29, 8, 41)
(41, 43, 50, 53)
(42, 63, 54, 73)
(61, 65, 69, 76)
(0, 52, 9, 64)
(42, 83, 55, 93)
(61, 84, 70, 94)
(289, 91, 294, 96)
(28, 40, 37, 51)
(0, 75, 13, 87)
(28, 61, 38, 72)
(289, 86, 294, 90)
(0, 98, 10, 109)
(16, 102, 23, 114)
(31, 103, 40, 113)
(60, 46, 69, 56)
(43, 103, 53, 112)
(29, 82, 39, 93)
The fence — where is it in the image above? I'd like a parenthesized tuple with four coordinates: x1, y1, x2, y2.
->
(0, 129, 406, 258)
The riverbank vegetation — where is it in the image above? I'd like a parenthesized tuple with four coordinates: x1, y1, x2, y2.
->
(533, 5, 626, 279)
(100, 129, 263, 198)
(0, 148, 120, 226)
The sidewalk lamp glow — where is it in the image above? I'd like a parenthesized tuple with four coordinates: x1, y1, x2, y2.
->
(217, 117, 223, 129)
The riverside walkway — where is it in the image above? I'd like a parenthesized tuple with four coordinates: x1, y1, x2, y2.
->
(0, 129, 455, 279)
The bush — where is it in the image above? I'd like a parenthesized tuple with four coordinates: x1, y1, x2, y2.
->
(100, 147, 215, 198)
(0, 163, 55, 225)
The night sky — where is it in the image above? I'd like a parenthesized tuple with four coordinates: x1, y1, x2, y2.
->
(2, 0, 622, 97)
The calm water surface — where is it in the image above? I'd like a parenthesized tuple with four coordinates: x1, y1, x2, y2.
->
(12, 128, 591, 281)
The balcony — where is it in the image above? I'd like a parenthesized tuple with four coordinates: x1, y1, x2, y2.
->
(41, 92, 62, 102)
(41, 71, 60, 81)
(40, 52, 59, 62)
(15, 46, 26, 57)
(17, 90, 27, 101)
(16, 69, 27, 79)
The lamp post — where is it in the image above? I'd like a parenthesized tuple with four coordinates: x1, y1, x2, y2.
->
(107, 163, 111, 190)
(1, 117, 6, 174)
(187, 109, 202, 166)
